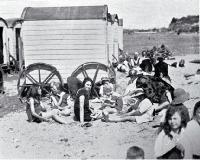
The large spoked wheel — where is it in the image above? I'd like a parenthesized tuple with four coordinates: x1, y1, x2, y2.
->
(71, 62, 116, 98)
(17, 63, 63, 99)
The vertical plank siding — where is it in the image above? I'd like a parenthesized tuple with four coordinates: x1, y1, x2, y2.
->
(22, 19, 108, 82)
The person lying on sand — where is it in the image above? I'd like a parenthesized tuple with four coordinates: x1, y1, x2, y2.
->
(26, 85, 68, 124)
(102, 89, 154, 123)
(49, 81, 71, 116)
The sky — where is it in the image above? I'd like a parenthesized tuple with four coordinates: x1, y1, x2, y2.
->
(0, 0, 199, 29)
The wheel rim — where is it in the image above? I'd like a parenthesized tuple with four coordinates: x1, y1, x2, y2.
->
(17, 63, 63, 98)
(71, 62, 116, 98)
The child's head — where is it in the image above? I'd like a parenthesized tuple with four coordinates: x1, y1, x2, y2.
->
(193, 101, 200, 124)
(27, 85, 41, 99)
(50, 81, 61, 93)
(103, 84, 113, 96)
(126, 146, 144, 159)
(82, 77, 93, 91)
(101, 77, 110, 85)
(162, 105, 190, 138)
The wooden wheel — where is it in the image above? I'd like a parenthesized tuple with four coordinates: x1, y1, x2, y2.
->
(71, 62, 116, 98)
(17, 63, 63, 99)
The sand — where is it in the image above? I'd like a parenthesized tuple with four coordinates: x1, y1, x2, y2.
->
(0, 54, 199, 159)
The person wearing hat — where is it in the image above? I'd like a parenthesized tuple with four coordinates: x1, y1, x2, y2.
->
(102, 88, 154, 123)
(99, 77, 114, 97)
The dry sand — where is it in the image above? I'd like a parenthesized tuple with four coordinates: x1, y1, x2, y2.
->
(0, 54, 199, 159)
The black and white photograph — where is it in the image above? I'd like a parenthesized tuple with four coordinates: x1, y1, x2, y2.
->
(0, 0, 199, 159)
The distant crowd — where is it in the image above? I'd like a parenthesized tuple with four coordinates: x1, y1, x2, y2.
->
(23, 44, 200, 159)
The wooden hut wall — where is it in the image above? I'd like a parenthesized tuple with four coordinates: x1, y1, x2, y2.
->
(107, 22, 114, 62)
(112, 21, 119, 58)
(22, 19, 108, 82)
(107, 21, 119, 61)
(118, 19, 123, 50)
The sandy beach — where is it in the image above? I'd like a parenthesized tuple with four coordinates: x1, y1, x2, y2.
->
(0, 54, 199, 159)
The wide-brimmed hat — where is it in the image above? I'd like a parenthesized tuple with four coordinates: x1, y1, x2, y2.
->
(101, 77, 110, 82)
(129, 88, 144, 97)
(171, 88, 190, 105)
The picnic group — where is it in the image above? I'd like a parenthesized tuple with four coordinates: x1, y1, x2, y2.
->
(21, 44, 200, 159)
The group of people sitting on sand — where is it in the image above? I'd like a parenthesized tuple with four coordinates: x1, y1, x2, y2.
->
(24, 48, 200, 159)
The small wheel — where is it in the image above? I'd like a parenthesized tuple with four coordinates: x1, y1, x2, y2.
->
(17, 63, 63, 98)
(9, 55, 18, 72)
(71, 62, 116, 98)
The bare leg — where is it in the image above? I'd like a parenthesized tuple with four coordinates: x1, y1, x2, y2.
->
(103, 112, 136, 122)
(60, 108, 71, 116)
(42, 109, 67, 124)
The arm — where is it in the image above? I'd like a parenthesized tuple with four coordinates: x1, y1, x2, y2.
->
(99, 86, 104, 97)
(29, 98, 49, 122)
(155, 101, 170, 112)
(57, 92, 65, 106)
(50, 94, 64, 110)
(166, 90, 172, 103)
(79, 95, 85, 124)
(123, 110, 143, 116)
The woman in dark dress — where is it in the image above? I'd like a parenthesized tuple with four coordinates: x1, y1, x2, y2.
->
(74, 77, 94, 125)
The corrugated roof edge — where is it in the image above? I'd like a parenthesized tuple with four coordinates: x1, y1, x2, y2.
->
(0, 17, 8, 27)
(21, 5, 108, 21)
(5, 18, 23, 28)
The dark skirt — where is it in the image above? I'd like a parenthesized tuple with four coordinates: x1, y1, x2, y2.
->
(74, 110, 92, 122)
(157, 147, 183, 159)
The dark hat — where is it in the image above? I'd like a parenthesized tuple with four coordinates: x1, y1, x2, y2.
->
(101, 77, 110, 82)
(129, 88, 144, 97)
(171, 88, 190, 105)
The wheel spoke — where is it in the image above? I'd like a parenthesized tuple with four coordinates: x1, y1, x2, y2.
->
(38, 69, 41, 83)
(82, 65, 89, 78)
(92, 87, 100, 99)
(42, 87, 50, 94)
(42, 70, 56, 84)
(93, 64, 100, 83)
(26, 73, 38, 84)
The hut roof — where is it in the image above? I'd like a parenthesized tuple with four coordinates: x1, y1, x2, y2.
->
(0, 17, 7, 27)
(107, 13, 119, 24)
(5, 18, 23, 28)
(21, 5, 108, 21)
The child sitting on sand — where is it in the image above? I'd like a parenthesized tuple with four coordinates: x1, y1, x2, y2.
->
(26, 85, 67, 124)
(50, 81, 71, 116)
(99, 77, 123, 115)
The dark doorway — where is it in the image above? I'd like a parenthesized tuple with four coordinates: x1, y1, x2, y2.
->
(0, 27, 3, 64)
(15, 28, 21, 61)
